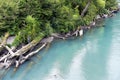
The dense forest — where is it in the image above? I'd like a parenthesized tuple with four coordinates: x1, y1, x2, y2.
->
(0, 0, 118, 46)
(0, 0, 118, 69)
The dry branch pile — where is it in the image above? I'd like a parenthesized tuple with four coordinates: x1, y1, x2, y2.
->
(0, 33, 54, 69)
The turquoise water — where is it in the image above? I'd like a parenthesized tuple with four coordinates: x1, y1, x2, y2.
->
(2, 12, 120, 80)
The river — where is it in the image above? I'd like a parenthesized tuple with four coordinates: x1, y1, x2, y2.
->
(2, 12, 120, 80)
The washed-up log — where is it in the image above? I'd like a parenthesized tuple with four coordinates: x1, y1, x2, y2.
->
(0, 45, 14, 62)
(72, 26, 82, 37)
(0, 36, 44, 69)
(0, 53, 10, 62)
(51, 33, 65, 39)
(25, 43, 47, 59)
(19, 43, 47, 66)
(72, 29, 79, 37)
(5, 46, 14, 55)
(40, 37, 54, 43)
(0, 32, 9, 51)
(0, 36, 52, 69)
(65, 32, 71, 38)
(0, 60, 12, 69)
(89, 21, 96, 27)
(81, 0, 91, 17)
(10, 36, 43, 58)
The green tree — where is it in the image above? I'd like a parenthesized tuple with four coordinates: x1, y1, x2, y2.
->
(0, 0, 19, 35)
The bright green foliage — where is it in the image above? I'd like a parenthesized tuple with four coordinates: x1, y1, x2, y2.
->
(25, 15, 41, 39)
(13, 15, 42, 46)
(97, 0, 106, 8)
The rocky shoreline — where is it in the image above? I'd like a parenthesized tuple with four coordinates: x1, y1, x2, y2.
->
(0, 8, 119, 70)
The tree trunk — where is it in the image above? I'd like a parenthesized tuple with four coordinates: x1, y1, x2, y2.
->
(81, 0, 91, 17)
(19, 43, 47, 65)
(0, 32, 9, 51)
(0, 36, 44, 69)
(10, 36, 43, 58)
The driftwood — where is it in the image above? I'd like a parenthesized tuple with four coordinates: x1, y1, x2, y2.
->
(0, 45, 14, 62)
(72, 28, 84, 37)
(14, 37, 53, 68)
(19, 43, 47, 67)
(81, 0, 91, 17)
(41, 37, 54, 43)
(10, 39, 40, 58)
(0, 36, 42, 69)
(51, 33, 65, 39)
(72, 29, 79, 37)
(65, 32, 71, 38)
(0, 32, 9, 51)
(0, 36, 54, 69)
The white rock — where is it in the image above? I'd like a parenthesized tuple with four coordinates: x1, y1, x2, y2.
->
(96, 15, 101, 19)
(7, 36, 15, 45)
(104, 14, 108, 18)
(79, 29, 83, 36)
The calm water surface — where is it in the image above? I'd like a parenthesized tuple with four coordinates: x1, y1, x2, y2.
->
(2, 12, 120, 80)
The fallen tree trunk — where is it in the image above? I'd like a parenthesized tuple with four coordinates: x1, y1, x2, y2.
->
(81, 0, 91, 17)
(40, 37, 54, 43)
(0, 45, 14, 62)
(0, 35, 44, 69)
(0, 32, 9, 51)
(10, 36, 44, 58)
(0, 53, 10, 62)
(24, 43, 47, 59)
(0, 35, 56, 69)
(19, 43, 47, 66)
(51, 33, 65, 39)
(72, 29, 79, 37)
